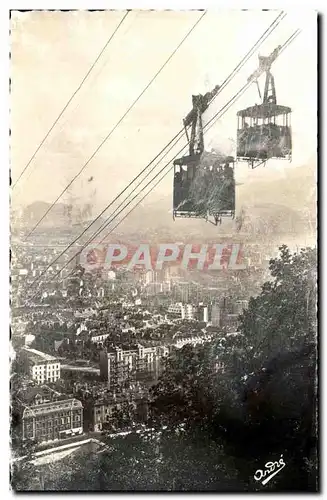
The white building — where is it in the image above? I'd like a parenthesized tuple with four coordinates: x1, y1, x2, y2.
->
(91, 333, 110, 344)
(182, 304, 194, 320)
(211, 303, 221, 327)
(175, 334, 212, 349)
(21, 347, 61, 384)
(168, 303, 183, 316)
(24, 334, 35, 346)
(107, 270, 116, 281)
(168, 303, 194, 320)
(76, 322, 87, 336)
(145, 270, 156, 285)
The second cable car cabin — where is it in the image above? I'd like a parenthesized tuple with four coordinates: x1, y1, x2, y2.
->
(236, 47, 292, 168)
(173, 87, 236, 225)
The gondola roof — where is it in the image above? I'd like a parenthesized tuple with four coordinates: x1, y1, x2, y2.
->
(237, 103, 291, 119)
(174, 151, 235, 168)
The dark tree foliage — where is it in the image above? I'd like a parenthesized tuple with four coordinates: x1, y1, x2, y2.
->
(12, 246, 318, 492)
(239, 245, 317, 370)
(12, 430, 244, 491)
(150, 245, 318, 491)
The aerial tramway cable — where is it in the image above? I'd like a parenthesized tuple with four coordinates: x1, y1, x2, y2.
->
(24, 11, 207, 240)
(78, 12, 287, 243)
(28, 14, 290, 296)
(31, 27, 301, 300)
(105, 30, 302, 231)
(12, 11, 130, 190)
(28, 12, 286, 291)
(61, 27, 302, 278)
(24, 11, 285, 240)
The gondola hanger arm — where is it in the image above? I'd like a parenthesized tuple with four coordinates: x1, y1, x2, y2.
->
(247, 44, 282, 84)
(183, 83, 221, 128)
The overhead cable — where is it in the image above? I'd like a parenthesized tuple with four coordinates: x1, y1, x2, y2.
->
(24, 11, 207, 239)
(12, 11, 130, 190)
(29, 11, 286, 289)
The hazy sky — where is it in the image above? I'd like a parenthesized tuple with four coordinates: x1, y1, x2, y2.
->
(11, 9, 317, 212)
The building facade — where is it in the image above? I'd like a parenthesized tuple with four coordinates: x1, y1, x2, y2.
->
(22, 398, 83, 442)
(211, 303, 221, 327)
(91, 394, 148, 432)
(100, 343, 169, 390)
(145, 282, 171, 295)
(91, 333, 110, 344)
(20, 347, 61, 384)
(168, 302, 194, 320)
(100, 345, 138, 389)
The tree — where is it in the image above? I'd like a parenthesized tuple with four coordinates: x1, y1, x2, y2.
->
(151, 344, 218, 429)
(12, 429, 242, 491)
(238, 245, 317, 371)
(13, 246, 317, 492)
(150, 245, 318, 491)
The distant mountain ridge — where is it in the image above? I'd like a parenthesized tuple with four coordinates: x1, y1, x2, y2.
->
(14, 201, 94, 228)
(13, 162, 316, 243)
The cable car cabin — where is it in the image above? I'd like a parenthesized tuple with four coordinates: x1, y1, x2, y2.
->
(172, 85, 234, 225)
(173, 153, 235, 225)
(236, 103, 292, 166)
(236, 46, 293, 168)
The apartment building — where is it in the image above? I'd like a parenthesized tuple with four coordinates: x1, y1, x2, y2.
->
(100, 343, 169, 390)
(22, 398, 83, 442)
(20, 347, 61, 384)
(168, 302, 194, 320)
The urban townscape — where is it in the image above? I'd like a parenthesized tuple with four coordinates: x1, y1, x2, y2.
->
(10, 9, 318, 492)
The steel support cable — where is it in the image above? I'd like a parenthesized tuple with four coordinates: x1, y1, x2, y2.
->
(86, 11, 287, 240)
(26, 13, 208, 289)
(45, 80, 256, 288)
(24, 11, 207, 239)
(15, 16, 139, 194)
(92, 11, 288, 234)
(101, 31, 304, 255)
(27, 80, 253, 301)
(99, 89, 253, 239)
(65, 81, 248, 258)
(29, 24, 294, 303)
(80, 28, 303, 256)
(28, 130, 185, 288)
(12, 11, 130, 190)
(212, 11, 286, 95)
(28, 11, 286, 289)
(24, 10, 285, 241)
